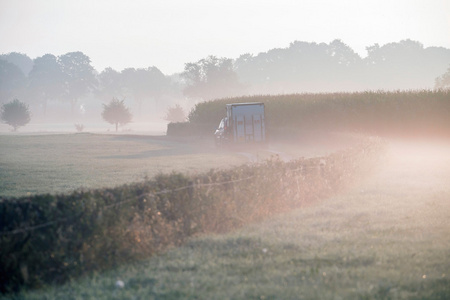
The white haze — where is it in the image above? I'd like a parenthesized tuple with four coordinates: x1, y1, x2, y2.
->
(0, 0, 449, 75)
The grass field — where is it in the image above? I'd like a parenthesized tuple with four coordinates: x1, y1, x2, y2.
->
(9, 139, 450, 299)
(0, 134, 246, 197)
(0, 132, 355, 198)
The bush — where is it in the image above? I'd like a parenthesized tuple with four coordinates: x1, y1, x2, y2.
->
(164, 104, 187, 123)
(166, 122, 216, 136)
(0, 99, 31, 131)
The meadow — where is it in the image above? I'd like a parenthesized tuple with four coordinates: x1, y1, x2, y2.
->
(0, 134, 248, 198)
(1, 131, 376, 294)
(9, 139, 450, 299)
(2, 89, 450, 298)
(0, 132, 355, 198)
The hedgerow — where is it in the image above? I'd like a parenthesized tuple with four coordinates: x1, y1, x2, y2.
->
(0, 137, 384, 294)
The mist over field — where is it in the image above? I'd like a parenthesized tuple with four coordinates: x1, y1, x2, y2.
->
(1, 39, 450, 134)
(1, 36, 450, 298)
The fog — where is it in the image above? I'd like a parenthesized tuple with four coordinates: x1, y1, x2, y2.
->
(1, 39, 449, 134)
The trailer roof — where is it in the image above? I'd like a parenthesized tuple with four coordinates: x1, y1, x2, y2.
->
(226, 102, 264, 106)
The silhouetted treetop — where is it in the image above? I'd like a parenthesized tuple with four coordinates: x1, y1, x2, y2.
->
(58, 51, 97, 113)
(0, 59, 26, 101)
(0, 52, 33, 76)
(182, 55, 246, 100)
(28, 54, 65, 114)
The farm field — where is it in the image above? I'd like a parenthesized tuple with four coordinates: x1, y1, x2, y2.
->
(0, 133, 242, 198)
(13, 139, 450, 299)
(0, 132, 356, 198)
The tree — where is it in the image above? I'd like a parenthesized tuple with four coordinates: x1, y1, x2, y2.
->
(435, 66, 450, 89)
(0, 59, 26, 101)
(1, 99, 31, 131)
(28, 54, 65, 115)
(121, 66, 168, 116)
(164, 104, 186, 123)
(181, 55, 245, 101)
(96, 67, 124, 102)
(101, 98, 132, 132)
(58, 52, 97, 114)
(0, 52, 33, 76)
(363, 39, 435, 89)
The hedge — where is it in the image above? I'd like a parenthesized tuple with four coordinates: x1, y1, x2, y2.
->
(0, 137, 384, 294)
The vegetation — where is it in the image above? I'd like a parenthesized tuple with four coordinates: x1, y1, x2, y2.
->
(58, 52, 97, 114)
(435, 65, 450, 89)
(1, 40, 450, 122)
(0, 137, 383, 294)
(181, 55, 245, 100)
(101, 98, 132, 132)
(0, 134, 254, 198)
(175, 90, 450, 138)
(5, 140, 450, 299)
(164, 104, 186, 123)
(0, 99, 31, 131)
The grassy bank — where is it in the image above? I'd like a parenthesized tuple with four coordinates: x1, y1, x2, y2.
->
(12, 140, 450, 299)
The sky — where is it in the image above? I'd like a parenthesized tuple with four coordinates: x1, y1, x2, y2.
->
(0, 0, 449, 75)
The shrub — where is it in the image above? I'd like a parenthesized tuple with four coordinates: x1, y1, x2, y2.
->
(164, 104, 187, 123)
(0, 99, 31, 131)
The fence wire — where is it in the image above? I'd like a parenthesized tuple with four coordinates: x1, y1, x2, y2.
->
(1, 145, 375, 237)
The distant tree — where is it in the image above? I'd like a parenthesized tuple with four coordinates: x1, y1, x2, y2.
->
(1, 99, 31, 131)
(435, 66, 450, 89)
(0, 59, 26, 101)
(101, 98, 132, 132)
(58, 52, 97, 114)
(121, 67, 168, 114)
(28, 54, 65, 115)
(181, 55, 245, 101)
(164, 104, 186, 123)
(96, 67, 124, 102)
(0, 52, 33, 75)
(235, 40, 364, 93)
(327, 39, 361, 66)
(364, 39, 436, 89)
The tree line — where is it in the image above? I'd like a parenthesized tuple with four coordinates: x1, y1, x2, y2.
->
(1, 39, 449, 127)
(0, 52, 180, 122)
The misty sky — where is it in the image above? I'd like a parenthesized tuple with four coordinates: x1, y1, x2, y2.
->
(1, 0, 449, 75)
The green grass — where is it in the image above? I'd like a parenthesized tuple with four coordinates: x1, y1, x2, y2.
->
(0, 133, 251, 198)
(0, 132, 356, 198)
(11, 140, 450, 299)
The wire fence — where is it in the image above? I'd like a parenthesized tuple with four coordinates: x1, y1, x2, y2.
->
(0, 175, 259, 236)
(0, 141, 380, 237)
(0, 139, 385, 293)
